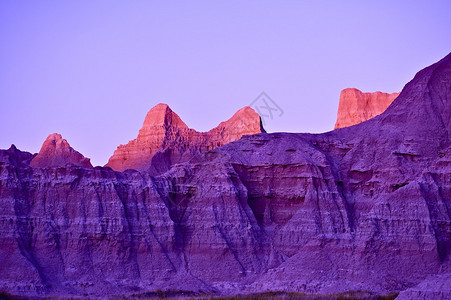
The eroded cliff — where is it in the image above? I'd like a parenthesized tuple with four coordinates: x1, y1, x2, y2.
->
(0, 52, 450, 298)
(30, 133, 92, 168)
(334, 88, 399, 129)
(105, 104, 265, 173)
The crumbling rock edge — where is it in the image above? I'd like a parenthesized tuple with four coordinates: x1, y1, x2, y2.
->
(0, 52, 450, 298)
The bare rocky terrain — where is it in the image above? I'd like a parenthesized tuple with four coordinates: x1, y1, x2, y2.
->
(105, 104, 265, 174)
(0, 52, 450, 299)
(30, 133, 92, 169)
(335, 88, 399, 129)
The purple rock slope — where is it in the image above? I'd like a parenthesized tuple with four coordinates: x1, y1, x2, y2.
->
(0, 52, 450, 298)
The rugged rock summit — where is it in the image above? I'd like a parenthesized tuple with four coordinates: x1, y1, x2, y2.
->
(397, 273, 451, 299)
(334, 88, 399, 129)
(30, 133, 92, 168)
(0, 52, 450, 298)
(0, 144, 35, 166)
(105, 104, 265, 172)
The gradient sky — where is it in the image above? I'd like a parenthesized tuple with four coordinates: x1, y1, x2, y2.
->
(1, 1, 451, 166)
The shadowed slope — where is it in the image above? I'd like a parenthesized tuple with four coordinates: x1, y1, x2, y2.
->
(30, 133, 92, 168)
(0, 52, 450, 297)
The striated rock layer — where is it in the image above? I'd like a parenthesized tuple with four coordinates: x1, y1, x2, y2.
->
(396, 273, 451, 299)
(0, 52, 451, 298)
(105, 105, 265, 173)
(334, 88, 399, 129)
(30, 133, 92, 168)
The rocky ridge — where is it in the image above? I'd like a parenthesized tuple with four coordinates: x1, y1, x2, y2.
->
(105, 104, 265, 173)
(0, 52, 450, 298)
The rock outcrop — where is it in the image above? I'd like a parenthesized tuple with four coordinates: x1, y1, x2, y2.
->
(334, 88, 399, 129)
(0, 144, 35, 167)
(105, 104, 265, 173)
(30, 133, 92, 168)
(396, 273, 451, 299)
(0, 52, 450, 298)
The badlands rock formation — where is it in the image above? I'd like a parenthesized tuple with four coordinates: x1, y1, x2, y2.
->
(334, 88, 399, 129)
(0, 52, 450, 298)
(397, 273, 451, 299)
(0, 144, 35, 167)
(30, 133, 92, 168)
(105, 104, 265, 173)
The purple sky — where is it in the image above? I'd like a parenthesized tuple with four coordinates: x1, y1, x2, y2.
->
(1, 1, 450, 166)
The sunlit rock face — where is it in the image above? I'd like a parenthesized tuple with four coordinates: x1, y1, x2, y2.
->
(0, 52, 450, 298)
(105, 104, 265, 173)
(29, 133, 92, 168)
(334, 88, 399, 129)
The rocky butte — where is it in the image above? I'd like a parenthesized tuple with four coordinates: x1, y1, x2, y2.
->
(334, 88, 400, 129)
(105, 104, 265, 173)
(29, 133, 92, 168)
(0, 52, 450, 299)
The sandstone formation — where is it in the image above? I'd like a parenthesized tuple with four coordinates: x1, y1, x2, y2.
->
(334, 88, 399, 129)
(0, 52, 450, 298)
(30, 133, 92, 168)
(105, 104, 265, 173)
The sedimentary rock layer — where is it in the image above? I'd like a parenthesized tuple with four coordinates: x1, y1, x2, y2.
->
(105, 105, 265, 173)
(30, 133, 92, 168)
(0, 52, 450, 297)
(334, 88, 399, 129)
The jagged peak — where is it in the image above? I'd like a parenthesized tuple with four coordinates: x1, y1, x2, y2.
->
(41, 133, 70, 149)
(214, 106, 265, 133)
(106, 105, 265, 172)
(141, 103, 189, 130)
(30, 133, 92, 168)
(8, 144, 18, 151)
(229, 106, 259, 121)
